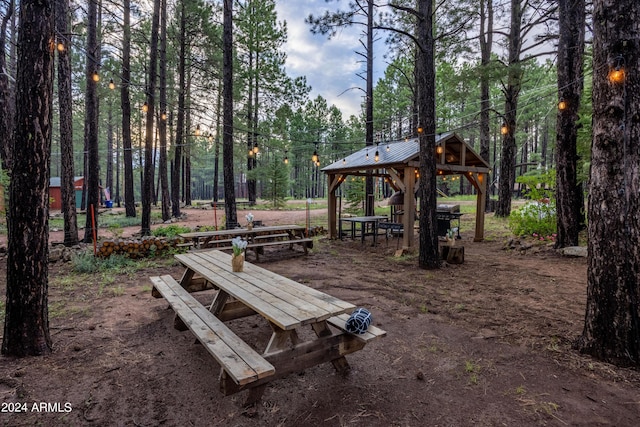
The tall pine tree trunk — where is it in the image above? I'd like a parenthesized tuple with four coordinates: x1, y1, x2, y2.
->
(479, 0, 493, 211)
(55, 0, 78, 246)
(495, 0, 522, 218)
(172, 0, 187, 218)
(83, 0, 100, 243)
(141, 0, 160, 236)
(121, 0, 136, 217)
(213, 77, 222, 202)
(555, 0, 586, 248)
(416, 0, 438, 269)
(576, 0, 640, 367)
(0, 0, 15, 172)
(223, 0, 237, 228)
(159, 0, 170, 221)
(2, 0, 54, 357)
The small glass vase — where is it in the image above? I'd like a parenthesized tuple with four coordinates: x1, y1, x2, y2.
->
(232, 253, 245, 272)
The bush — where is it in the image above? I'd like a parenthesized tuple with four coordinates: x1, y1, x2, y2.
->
(71, 251, 134, 274)
(508, 201, 557, 237)
(152, 224, 192, 238)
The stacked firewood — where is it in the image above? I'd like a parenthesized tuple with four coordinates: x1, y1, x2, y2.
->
(96, 237, 186, 259)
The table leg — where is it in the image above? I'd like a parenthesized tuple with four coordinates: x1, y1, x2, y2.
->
(311, 321, 350, 375)
(208, 289, 230, 315)
(264, 325, 300, 355)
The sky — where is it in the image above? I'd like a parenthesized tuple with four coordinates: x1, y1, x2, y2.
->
(274, 1, 386, 119)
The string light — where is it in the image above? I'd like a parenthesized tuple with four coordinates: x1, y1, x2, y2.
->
(57, 41, 65, 52)
(608, 55, 626, 84)
(558, 97, 567, 111)
(374, 149, 379, 162)
(195, 124, 201, 136)
(436, 145, 444, 155)
(417, 126, 424, 134)
(312, 148, 318, 163)
(141, 102, 149, 112)
(161, 112, 167, 121)
(252, 142, 259, 154)
(108, 79, 116, 90)
(91, 71, 100, 82)
(500, 123, 508, 135)
(386, 144, 390, 152)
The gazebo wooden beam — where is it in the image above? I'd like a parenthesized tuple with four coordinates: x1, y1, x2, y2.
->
(463, 171, 487, 242)
(387, 168, 405, 193)
(402, 166, 415, 248)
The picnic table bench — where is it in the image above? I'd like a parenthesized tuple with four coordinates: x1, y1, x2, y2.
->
(150, 250, 386, 406)
(179, 225, 313, 261)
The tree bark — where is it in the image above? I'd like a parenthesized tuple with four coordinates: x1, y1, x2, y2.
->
(141, 0, 160, 236)
(576, 0, 640, 367)
(555, 0, 586, 248)
(158, 0, 170, 221)
(364, 0, 374, 217)
(0, 0, 15, 172)
(121, 0, 136, 217)
(416, 0, 439, 269)
(83, 0, 100, 243)
(2, 0, 54, 356)
(55, 0, 78, 246)
(479, 0, 493, 211)
(495, 0, 522, 218)
(172, 0, 187, 218)
(223, 0, 237, 228)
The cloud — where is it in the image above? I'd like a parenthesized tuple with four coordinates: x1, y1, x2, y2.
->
(276, 1, 369, 118)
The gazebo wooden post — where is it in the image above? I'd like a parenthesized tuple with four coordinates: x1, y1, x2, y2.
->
(327, 173, 340, 239)
(402, 166, 415, 248)
(473, 172, 487, 242)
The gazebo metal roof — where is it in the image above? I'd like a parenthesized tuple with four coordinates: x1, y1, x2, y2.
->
(322, 132, 490, 174)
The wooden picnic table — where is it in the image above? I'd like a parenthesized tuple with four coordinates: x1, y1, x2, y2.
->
(151, 249, 386, 406)
(179, 224, 313, 260)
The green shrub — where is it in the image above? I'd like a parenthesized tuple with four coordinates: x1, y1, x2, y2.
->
(152, 224, 192, 238)
(509, 201, 557, 237)
(71, 251, 134, 274)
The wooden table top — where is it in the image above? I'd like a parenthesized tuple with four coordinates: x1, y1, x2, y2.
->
(174, 250, 354, 330)
(179, 224, 306, 239)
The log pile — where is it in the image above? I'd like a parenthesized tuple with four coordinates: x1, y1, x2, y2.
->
(96, 237, 186, 259)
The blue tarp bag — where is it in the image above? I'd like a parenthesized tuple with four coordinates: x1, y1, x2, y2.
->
(345, 308, 372, 334)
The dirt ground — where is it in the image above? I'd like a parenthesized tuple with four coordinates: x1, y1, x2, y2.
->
(1, 206, 639, 426)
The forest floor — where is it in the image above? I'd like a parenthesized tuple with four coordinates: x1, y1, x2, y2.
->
(0, 205, 639, 426)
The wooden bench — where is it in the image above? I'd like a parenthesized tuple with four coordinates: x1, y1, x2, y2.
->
(246, 237, 314, 261)
(150, 275, 275, 386)
(326, 314, 387, 343)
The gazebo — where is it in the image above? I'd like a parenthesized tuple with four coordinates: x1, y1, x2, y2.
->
(321, 132, 491, 248)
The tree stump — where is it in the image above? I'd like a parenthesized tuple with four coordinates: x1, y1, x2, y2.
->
(440, 245, 464, 264)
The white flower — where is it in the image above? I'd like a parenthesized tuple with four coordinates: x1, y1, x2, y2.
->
(246, 212, 254, 223)
(232, 236, 248, 256)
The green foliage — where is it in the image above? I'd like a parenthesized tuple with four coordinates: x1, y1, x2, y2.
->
(152, 224, 192, 238)
(343, 178, 365, 213)
(516, 168, 556, 201)
(71, 251, 135, 274)
(258, 160, 289, 208)
(509, 201, 557, 237)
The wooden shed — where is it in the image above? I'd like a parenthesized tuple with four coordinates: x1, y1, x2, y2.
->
(49, 176, 85, 210)
(321, 132, 491, 248)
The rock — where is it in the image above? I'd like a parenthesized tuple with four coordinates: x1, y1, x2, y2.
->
(560, 246, 587, 257)
(519, 242, 533, 251)
(49, 247, 64, 263)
